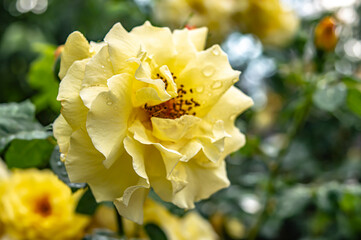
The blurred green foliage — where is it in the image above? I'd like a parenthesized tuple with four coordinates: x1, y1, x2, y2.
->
(28, 43, 60, 112)
(0, 1, 361, 240)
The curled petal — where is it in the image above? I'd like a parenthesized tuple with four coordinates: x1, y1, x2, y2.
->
(66, 129, 147, 202)
(86, 74, 133, 168)
(57, 59, 89, 130)
(59, 32, 91, 80)
(172, 155, 230, 209)
(53, 115, 72, 154)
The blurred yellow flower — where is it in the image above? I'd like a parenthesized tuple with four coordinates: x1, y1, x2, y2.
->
(153, 0, 236, 44)
(233, 0, 299, 47)
(314, 16, 338, 52)
(54, 21, 253, 223)
(122, 198, 218, 240)
(0, 169, 89, 240)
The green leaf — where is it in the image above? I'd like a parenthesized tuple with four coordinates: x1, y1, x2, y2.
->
(144, 223, 168, 240)
(347, 88, 361, 118)
(0, 100, 52, 152)
(5, 139, 54, 169)
(76, 188, 98, 215)
(28, 43, 60, 112)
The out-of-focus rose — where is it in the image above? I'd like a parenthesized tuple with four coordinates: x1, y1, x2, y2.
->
(123, 198, 218, 240)
(54, 21, 253, 223)
(153, 0, 236, 44)
(314, 16, 338, 52)
(0, 169, 89, 240)
(233, 0, 299, 47)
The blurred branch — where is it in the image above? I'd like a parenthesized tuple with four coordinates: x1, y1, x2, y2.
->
(247, 80, 315, 240)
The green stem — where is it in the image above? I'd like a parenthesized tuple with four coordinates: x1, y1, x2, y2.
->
(114, 205, 125, 238)
(247, 89, 314, 240)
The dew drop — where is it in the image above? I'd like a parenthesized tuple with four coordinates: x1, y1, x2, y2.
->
(101, 65, 105, 69)
(211, 81, 223, 89)
(202, 65, 215, 77)
(212, 47, 220, 56)
(60, 153, 66, 162)
(107, 101, 113, 106)
(195, 85, 204, 93)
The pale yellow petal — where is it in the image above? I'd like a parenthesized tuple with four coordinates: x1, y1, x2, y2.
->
(129, 120, 182, 179)
(57, 59, 89, 130)
(89, 41, 107, 53)
(66, 129, 146, 202)
(177, 45, 240, 117)
(123, 127, 185, 202)
(204, 86, 253, 155)
(133, 61, 172, 106)
(104, 23, 140, 74)
(86, 73, 133, 168)
(151, 115, 201, 142)
(79, 86, 108, 109)
(188, 27, 208, 51)
(114, 187, 149, 224)
(83, 45, 114, 88)
(123, 136, 149, 180)
(171, 29, 198, 73)
(130, 21, 176, 66)
(171, 156, 230, 209)
(59, 31, 91, 80)
(53, 115, 73, 154)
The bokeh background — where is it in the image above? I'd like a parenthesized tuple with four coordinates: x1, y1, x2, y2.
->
(1, 0, 361, 239)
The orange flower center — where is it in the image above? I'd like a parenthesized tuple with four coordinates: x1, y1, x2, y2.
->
(34, 195, 52, 217)
(144, 73, 201, 119)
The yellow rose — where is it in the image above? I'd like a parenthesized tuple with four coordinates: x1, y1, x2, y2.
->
(153, 0, 236, 44)
(234, 0, 299, 47)
(122, 198, 218, 240)
(0, 169, 89, 240)
(54, 21, 253, 224)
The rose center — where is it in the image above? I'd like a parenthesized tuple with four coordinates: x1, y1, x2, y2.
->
(144, 73, 201, 119)
(34, 195, 52, 217)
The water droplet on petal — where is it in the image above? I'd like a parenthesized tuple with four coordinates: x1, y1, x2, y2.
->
(202, 65, 215, 77)
(101, 65, 105, 69)
(212, 47, 220, 56)
(211, 81, 223, 89)
(107, 101, 113, 106)
(60, 153, 66, 162)
(196, 86, 204, 93)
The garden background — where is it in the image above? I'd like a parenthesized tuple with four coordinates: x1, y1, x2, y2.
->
(1, 0, 361, 239)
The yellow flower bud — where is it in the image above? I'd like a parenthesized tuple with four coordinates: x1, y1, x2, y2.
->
(314, 16, 338, 52)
